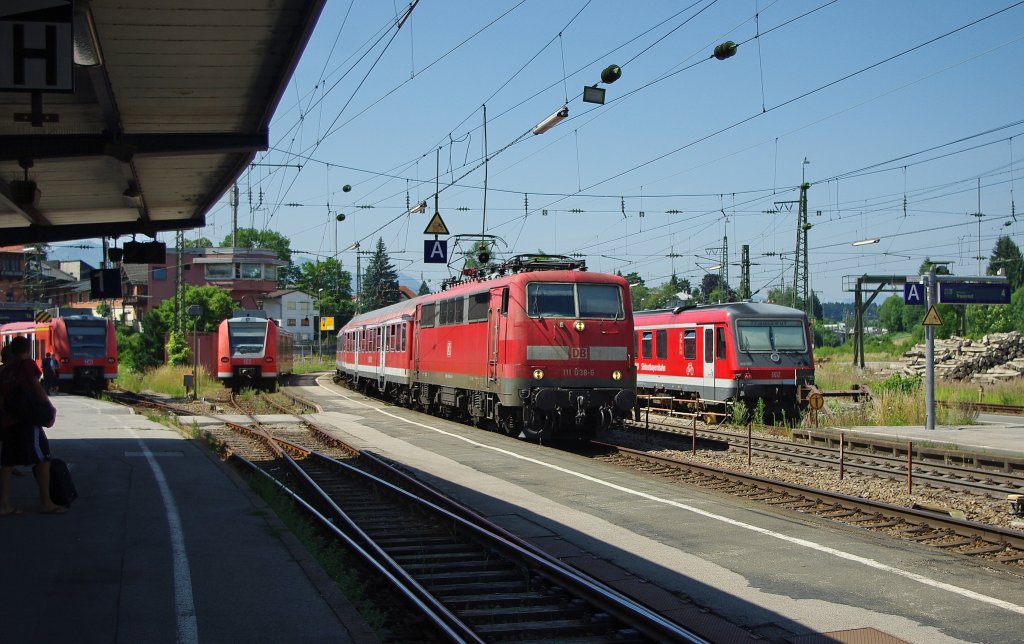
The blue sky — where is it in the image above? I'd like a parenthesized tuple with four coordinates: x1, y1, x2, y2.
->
(54, 1, 1024, 302)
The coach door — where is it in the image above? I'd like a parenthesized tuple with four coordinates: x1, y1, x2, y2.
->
(702, 325, 716, 400)
(377, 325, 388, 389)
(486, 287, 508, 384)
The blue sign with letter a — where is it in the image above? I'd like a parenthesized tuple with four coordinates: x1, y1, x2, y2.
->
(903, 282, 924, 305)
(424, 239, 447, 264)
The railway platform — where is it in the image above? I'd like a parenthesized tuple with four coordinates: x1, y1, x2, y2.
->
(0, 394, 378, 644)
(797, 415, 1024, 463)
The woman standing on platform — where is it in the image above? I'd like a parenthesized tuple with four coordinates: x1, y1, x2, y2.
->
(0, 336, 66, 515)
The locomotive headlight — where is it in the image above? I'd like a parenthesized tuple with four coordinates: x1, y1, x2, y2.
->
(611, 370, 622, 381)
(574, 320, 586, 332)
(532, 368, 544, 380)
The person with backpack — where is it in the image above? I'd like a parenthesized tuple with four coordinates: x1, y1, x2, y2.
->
(0, 336, 66, 515)
(42, 352, 59, 395)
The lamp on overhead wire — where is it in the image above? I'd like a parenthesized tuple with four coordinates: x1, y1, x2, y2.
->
(532, 106, 568, 135)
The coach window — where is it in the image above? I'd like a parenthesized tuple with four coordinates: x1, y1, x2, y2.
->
(656, 330, 667, 359)
(683, 329, 696, 359)
(468, 292, 488, 323)
(500, 288, 509, 316)
(716, 327, 727, 361)
(401, 325, 407, 351)
(420, 303, 435, 328)
(641, 331, 653, 359)
(704, 328, 713, 362)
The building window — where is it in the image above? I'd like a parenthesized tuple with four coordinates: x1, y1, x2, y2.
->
(152, 268, 167, 281)
(264, 265, 277, 281)
(299, 302, 309, 311)
(205, 263, 232, 279)
(301, 318, 310, 327)
(240, 263, 262, 279)
(287, 301, 296, 310)
(287, 319, 296, 326)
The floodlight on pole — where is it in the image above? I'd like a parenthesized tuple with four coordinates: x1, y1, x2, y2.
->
(851, 238, 880, 247)
(532, 106, 569, 135)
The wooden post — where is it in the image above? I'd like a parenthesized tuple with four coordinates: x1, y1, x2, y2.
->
(747, 425, 752, 466)
(907, 441, 913, 494)
(692, 414, 696, 454)
(839, 432, 844, 480)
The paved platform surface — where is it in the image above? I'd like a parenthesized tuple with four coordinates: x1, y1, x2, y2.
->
(0, 395, 378, 644)
(813, 416, 1024, 458)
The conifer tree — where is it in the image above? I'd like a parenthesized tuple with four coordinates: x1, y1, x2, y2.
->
(360, 238, 400, 311)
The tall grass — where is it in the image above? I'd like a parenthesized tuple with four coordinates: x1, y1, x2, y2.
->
(292, 355, 335, 375)
(116, 365, 214, 398)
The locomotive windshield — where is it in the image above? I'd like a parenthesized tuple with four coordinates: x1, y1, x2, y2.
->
(526, 282, 623, 319)
(736, 319, 807, 353)
(65, 321, 107, 358)
(229, 321, 268, 356)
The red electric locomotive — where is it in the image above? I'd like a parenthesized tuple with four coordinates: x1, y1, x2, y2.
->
(216, 312, 294, 391)
(0, 315, 118, 392)
(634, 302, 815, 422)
(336, 255, 636, 440)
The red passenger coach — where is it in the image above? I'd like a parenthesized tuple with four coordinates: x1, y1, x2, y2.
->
(216, 312, 293, 391)
(634, 302, 815, 422)
(337, 255, 636, 440)
(0, 315, 117, 392)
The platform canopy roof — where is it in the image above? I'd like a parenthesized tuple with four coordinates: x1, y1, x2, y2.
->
(0, 0, 324, 245)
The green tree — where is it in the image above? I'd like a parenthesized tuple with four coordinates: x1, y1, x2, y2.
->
(878, 296, 905, 333)
(619, 272, 649, 311)
(418, 280, 431, 296)
(183, 236, 213, 248)
(166, 331, 191, 367)
(359, 238, 400, 311)
(95, 302, 112, 319)
(987, 235, 1024, 291)
(131, 310, 169, 371)
(294, 258, 355, 326)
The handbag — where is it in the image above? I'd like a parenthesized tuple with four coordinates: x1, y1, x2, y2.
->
(49, 458, 78, 506)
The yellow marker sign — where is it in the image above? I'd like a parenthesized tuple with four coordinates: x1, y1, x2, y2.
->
(808, 392, 824, 410)
(320, 316, 335, 331)
(922, 305, 943, 326)
(423, 212, 449, 235)
(35, 311, 51, 323)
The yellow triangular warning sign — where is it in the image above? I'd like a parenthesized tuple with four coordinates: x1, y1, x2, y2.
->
(922, 305, 943, 326)
(423, 212, 449, 235)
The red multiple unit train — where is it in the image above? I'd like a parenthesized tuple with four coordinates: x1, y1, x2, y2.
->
(216, 312, 294, 391)
(335, 255, 637, 440)
(0, 315, 118, 392)
(634, 302, 815, 421)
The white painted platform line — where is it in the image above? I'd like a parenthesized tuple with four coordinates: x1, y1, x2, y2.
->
(317, 377, 1024, 616)
(130, 430, 199, 644)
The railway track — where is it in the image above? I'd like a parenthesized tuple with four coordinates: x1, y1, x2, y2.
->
(937, 400, 1024, 416)
(116, 387, 706, 642)
(621, 417, 1024, 499)
(589, 440, 1024, 568)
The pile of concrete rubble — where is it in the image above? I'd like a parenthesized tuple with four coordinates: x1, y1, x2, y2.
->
(891, 331, 1024, 384)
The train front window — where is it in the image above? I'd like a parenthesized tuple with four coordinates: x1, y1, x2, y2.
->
(736, 319, 806, 352)
(65, 322, 107, 358)
(229, 322, 267, 356)
(527, 282, 623, 319)
(577, 284, 623, 319)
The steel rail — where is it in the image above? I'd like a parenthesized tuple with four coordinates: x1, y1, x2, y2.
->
(593, 440, 1024, 557)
